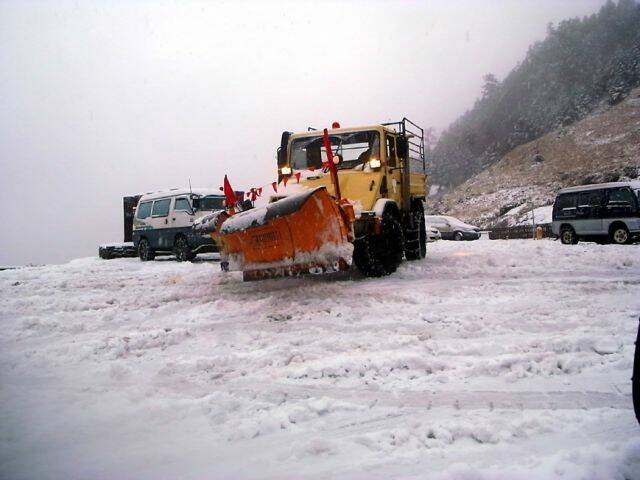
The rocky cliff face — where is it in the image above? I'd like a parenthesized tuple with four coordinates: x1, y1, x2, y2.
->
(428, 87, 640, 228)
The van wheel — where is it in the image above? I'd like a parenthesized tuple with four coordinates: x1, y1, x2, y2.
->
(454, 231, 464, 241)
(354, 212, 404, 277)
(138, 238, 155, 261)
(174, 236, 195, 262)
(560, 227, 578, 245)
(610, 225, 630, 245)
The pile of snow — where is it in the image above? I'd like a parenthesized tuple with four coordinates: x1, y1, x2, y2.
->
(0, 240, 638, 479)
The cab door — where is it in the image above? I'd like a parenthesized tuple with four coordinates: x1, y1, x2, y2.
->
(384, 133, 403, 206)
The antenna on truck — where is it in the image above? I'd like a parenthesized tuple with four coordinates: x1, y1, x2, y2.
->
(189, 178, 193, 197)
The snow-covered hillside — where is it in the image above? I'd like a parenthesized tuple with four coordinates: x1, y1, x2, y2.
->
(1, 240, 639, 479)
(430, 87, 640, 228)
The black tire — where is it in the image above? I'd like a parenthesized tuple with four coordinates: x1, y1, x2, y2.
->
(354, 212, 404, 277)
(174, 235, 195, 262)
(560, 226, 578, 245)
(454, 231, 464, 241)
(610, 225, 630, 245)
(98, 247, 113, 260)
(405, 205, 426, 261)
(138, 238, 155, 261)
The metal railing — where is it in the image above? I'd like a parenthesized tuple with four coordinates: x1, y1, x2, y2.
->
(382, 118, 426, 174)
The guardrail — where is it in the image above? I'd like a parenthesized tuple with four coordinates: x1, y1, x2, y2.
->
(488, 224, 554, 240)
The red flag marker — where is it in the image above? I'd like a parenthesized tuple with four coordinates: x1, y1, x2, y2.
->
(283, 175, 289, 187)
(295, 172, 301, 183)
(272, 182, 278, 193)
(223, 175, 237, 208)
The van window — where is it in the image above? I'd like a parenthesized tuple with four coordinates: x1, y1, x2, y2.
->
(174, 197, 191, 211)
(137, 201, 152, 219)
(152, 198, 171, 217)
(608, 188, 635, 205)
(578, 190, 603, 207)
(554, 193, 577, 218)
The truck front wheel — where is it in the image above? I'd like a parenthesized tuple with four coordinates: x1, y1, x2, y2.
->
(353, 212, 404, 277)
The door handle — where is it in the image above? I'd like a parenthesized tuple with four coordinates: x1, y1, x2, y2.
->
(165, 219, 168, 224)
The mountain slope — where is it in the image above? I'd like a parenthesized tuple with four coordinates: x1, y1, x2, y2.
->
(431, 0, 640, 188)
(429, 87, 640, 227)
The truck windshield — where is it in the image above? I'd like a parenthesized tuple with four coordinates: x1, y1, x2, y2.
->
(199, 196, 225, 211)
(290, 131, 380, 171)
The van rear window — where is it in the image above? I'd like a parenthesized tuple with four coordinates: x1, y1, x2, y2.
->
(555, 193, 577, 210)
(137, 201, 152, 219)
(152, 199, 171, 217)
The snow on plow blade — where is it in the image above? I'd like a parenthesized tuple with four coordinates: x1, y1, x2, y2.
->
(214, 187, 354, 281)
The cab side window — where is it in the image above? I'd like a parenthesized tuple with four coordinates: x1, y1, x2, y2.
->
(174, 197, 191, 211)
(386, 135, 397, 168)
(137, 201, 152, 219)
(151, 199, 171, 217)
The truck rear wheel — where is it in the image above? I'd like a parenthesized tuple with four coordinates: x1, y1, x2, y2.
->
(354, 212, 404, 277)
(405, 204, 426, 260)
(138, 238, 155, 261)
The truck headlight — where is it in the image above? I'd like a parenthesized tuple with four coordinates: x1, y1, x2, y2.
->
(280, 166, 292, 175)
(369, 158, 381, 169)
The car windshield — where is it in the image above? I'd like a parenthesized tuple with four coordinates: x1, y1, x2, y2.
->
(290, 130, 380, 171)
(199, 196, 225, 211)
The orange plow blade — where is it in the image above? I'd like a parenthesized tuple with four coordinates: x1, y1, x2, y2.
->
(213, 187, 355, 281)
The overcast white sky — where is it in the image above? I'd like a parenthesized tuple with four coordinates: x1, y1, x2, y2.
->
(0, 0, 606, 265)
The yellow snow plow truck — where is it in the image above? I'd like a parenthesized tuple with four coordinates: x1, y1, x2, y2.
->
(207, 119, 427, 280)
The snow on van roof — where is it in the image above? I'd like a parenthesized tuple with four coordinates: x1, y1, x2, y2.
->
(558, 180, 640, 194)
(139, 188, 224, 202)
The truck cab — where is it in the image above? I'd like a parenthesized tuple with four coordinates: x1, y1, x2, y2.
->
(276, 119, 428, 275)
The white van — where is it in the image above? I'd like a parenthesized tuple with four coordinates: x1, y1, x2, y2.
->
(552, 181, 640, 244)
(132, 188, 226, 261)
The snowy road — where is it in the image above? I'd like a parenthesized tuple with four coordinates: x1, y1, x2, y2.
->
(1, 239, 639, 479)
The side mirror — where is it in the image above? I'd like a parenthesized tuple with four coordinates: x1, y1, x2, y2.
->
(278, 131, 292, 167)
(397, 137, 409, 158)
(191, 198, 201, 210)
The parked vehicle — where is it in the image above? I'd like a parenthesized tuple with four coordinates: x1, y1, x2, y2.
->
(133, 188, 228, 261)
(425, 215, 481, 241)
(204, 118, 428, 280)
(98, 195, 142, 259)
(426, 224, 441, 242)
(551, 181, 640, 245)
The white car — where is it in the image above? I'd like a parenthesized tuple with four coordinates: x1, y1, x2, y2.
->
(426, 225, 441, 242)
(425, 215, 481, 241)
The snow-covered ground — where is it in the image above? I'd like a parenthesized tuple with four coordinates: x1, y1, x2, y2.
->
(1, 240, 639, 480)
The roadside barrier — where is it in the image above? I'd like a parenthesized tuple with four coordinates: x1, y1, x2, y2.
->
(488, 224, 554, 240)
